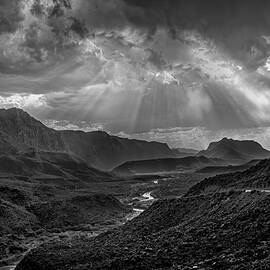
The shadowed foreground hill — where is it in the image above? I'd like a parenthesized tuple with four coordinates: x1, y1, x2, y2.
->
(0, 108, 174, 170)
(0, 193, 128, 236)
(0, 187, 130, 264)
(16, 191, 270, 270)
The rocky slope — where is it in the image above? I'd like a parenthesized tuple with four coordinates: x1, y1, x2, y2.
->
(0, 150, 109, 184)
(0, 175, 131, 266)
(15, 156, 270, 270)
(112, 156, 226, 175)
(198, 137, 270, 163)
(0, 108, 175, 170)
(16, 190, 270, 270)
(187, 158, 270, 196)
(0, 191, 128, 236)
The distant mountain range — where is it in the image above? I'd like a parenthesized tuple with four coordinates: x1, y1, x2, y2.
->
(198, 137, 270, 163)
(113, 138, 270, 175)
(113, 156, 227, 175)
(1, 108, 270, 177)
(0, 108, 175, 171)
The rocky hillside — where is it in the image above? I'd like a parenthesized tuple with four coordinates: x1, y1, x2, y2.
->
(198, 137, 270, 163)
(0, 192, 127, 236)
(16, 190, 270, 270)
(113, 156, 226, 175)
(187, 158, 270, 196)
(25, 193, 128, 231)
(0, 108, 175, 170)
(0, 176, 131, 265)
(0, 150, 109, 183)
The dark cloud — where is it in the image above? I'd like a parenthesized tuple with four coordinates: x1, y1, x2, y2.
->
(2, 0, 270, 138)
(2, 0, 270, 70)
(123, 0, 270, 69)
(0, 0, 24, 34)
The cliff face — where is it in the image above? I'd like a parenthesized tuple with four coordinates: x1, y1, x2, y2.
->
(0, 108, 175, 170)
(0, 108, 65, 152)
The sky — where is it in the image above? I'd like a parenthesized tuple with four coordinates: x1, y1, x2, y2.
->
(1, 0, 270, 149)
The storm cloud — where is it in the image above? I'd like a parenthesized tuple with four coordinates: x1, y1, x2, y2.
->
(1, 0, 270, 148)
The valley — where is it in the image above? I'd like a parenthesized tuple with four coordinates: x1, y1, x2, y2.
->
(2, 1, 270, 269)
(0, 109, 270, 269)
(12, 156, 270, 269)
(4, 163, 269, 269)
(16, 188, 270, 270)
(0, 171, 206, 269)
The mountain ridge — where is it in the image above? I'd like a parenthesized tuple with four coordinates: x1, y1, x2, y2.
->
(0, 108, 175, 170)
(112, 155, 227, 175)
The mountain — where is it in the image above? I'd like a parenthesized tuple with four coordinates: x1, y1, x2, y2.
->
(16, 190, 270, 270)
(198, 137, 270, 163)
(0, 108, 175, 170)
(0, 108, 65, 153)
(60, 130, 174, 171)
(187, 158, 270, 196)
(113, 156, 227, 175)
